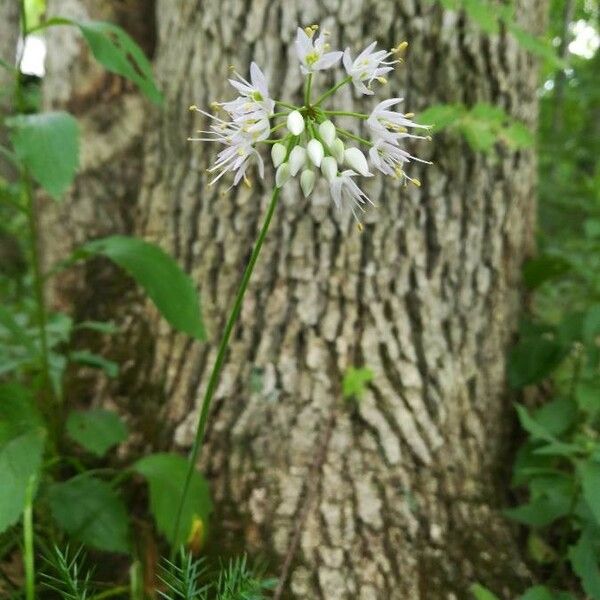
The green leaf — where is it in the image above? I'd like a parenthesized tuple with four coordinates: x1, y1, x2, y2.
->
(0, 383, 45, 533)
(460, 117, 497, 151)
(508, 338, 567, 388)
(76, 21, 162, 105)
(66, 409, 128, 457)
(569, 529, 600, 600)
(520, 586, 558, 600)
(522, 255, 573, 289)
(7, 111, 79, 200)
(583, 305, 600, 343)
(417, 104, 465, 131)
(342, 366, 374, 401)
(133, 453, 213, 547)
(79, 235, 205, 340)
(505, 495, 571, 527)
(462, 0, 499, 34)
(47, 475, 129, 553)
(533, 398, 577, 437)
(502, 122, 535, 149)
(69, 350, 119, 378)
(575, 381, 600, 414)
(584, 219, 600, 239)
(507, 23, 566, 70)
(470, 583, 500, 600)
(75, 320, 120, 334)
(580, 461, 600, 526)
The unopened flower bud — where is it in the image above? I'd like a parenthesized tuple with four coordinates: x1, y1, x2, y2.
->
(307, 139, 324, 167)
(331, 138, 345, 163)
(271, 143, 286, 168)
(289, 145, 307, 176)
(344, 147, 372, 177)
(287, 110, 305, 135)
(319, 120, 336, 147)
(321, 156, 338, 182)
(276, 163, 291, 187)
(300, 169, 316, 198)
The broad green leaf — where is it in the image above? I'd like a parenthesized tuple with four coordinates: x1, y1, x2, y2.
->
(502, 122, 535, 149)
(585, 219, 600, 239)
(583, 305, 600, 343)
(508, 338, 567, 388)
(527, 534, 556, 564)
(417, 104, 464, 131)
(576, 381, 600, 414)
(69, 350, 119, 378)
(580, 461, 600, 526)
(133, 453, 213, 547)
(505, 495, 570, 527)
(47, 475, 129, 553)
(0, 383, 45, 533)
(569, 530, 600, 600)
(7, 111, 79, 200)
(469, 102, 506, 124)
(79, 236, 205, 340)
(66, 409, 128, 457)
(77, 21, 162, 105)
(470, 583, 500, 600)
(460, 117, 497, 151)
(342, 366, 374, 401)
(533, 398, 576, 437)
(520, 586, 558, 600)
(0, 430, 45, 533)
(507, 23, 566, 70)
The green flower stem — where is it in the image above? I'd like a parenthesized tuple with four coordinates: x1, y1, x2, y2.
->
(314, 76, 352, 106)
(335, 126, 373, 147)
(23, 476, 35, 600)
(269, 121, 287, 134)
(275, 100, 298, 110)
(89, 586, 129, 600)
(271, 111, 291, 118)
(324, 110, 369, 119)
(171, 185, 282, 556)
(304, 73, 313, 107)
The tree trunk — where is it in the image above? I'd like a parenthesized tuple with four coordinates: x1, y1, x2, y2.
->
(42, 0, 545, 597)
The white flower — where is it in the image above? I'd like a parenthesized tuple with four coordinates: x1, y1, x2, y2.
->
(295, 27, 343, 74)
(307, 139, 324, 167)
(289, 145, 307, 176)
(271, 142, 286, 167)
(329, 170, 373, 223)
(321, 156, 338, 182)
(300, 169, 316, 197)
(287, 110, 305, 135)
(343, 147, 371, 177)
(368, 135, 430, 185)
(343, 42, 396, 95)
(367, 98, 430, 142)
(226, 62, 275, 115)
(319, 120, 336, 147)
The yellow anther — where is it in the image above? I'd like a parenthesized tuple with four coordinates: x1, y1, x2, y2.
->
(404, 112, 415, 118)
(228, 64, 237, 72)
(392, 41, 409, 54)
(324, 42, 331, 50)
(210, 101, 220, 110)
(243, 174, 252, 188)
(411, 178, 421, 187)
(357, 222, 364, 233)
(376, 76, 388, 85)
(189, 105, 198, 111)
(426, 135, 433, 141)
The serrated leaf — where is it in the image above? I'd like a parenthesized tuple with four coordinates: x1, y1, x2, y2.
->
(0, 383, 45, 533)
(76, 20, 162, 105)
(7, 111, 79, 200)
(569, 530, 600, 599)
(47, 475, 129, 553)
(580, 461, 600, 526)
(133, 453, 213, 547)
(470, 583, 500, 600)
(66, 409, 128, 457)
(416, 103, 465, 131)
(78, 235, 205, 340)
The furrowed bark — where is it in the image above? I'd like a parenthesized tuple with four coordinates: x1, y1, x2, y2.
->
(42, 1, 545, 597)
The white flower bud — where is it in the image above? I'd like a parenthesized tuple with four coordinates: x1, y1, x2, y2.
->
(321, 156, 338, 182)
(271, 143, 286, 168)
(331, 138, 345, 163)
(344, 147, 372, 177)
(307, 139, 324, 167)
(300, 169, 316, 198)
(289, 145, 307, 176)
(276, 162, 291, 187)
(319, 120, 336, 147)
(287, 110, 305, 135)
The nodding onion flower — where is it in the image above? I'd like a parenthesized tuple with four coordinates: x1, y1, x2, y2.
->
(188, 26, 431, 228)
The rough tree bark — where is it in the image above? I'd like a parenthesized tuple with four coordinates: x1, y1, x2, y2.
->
(42, 0, 545, 597)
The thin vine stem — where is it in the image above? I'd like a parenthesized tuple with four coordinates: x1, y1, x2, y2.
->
(324, 110, 369, 119)
(304, 73, 313, 107)
(335, 126, 373, 147)
(170, 185, 282, 556)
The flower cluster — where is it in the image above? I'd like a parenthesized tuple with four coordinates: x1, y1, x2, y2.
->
(189, 25, 430, 226)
